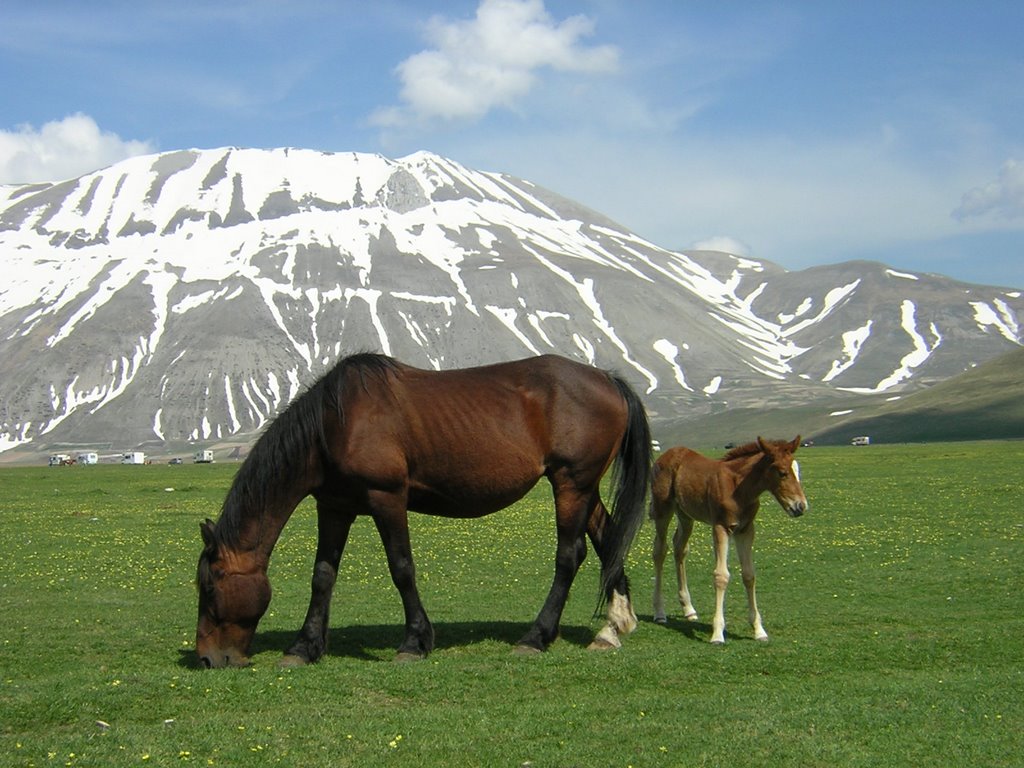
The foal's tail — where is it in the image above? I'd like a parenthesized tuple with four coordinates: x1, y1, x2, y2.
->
(600, 374, 652, 603)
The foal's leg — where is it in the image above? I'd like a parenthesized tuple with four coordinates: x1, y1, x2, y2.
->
(710, 522, 731, 644)
(651, 503, 673, 624)
(734, 523, 768, 641)
(371, 492, 434, 661)
(672, 514, 698, 621)
(517, 482, 589, 653)
(587, 497, 638, 649)
(283, 499, 355, 666)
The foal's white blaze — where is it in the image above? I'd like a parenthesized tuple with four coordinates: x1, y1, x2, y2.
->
(792, 460, 801, 482)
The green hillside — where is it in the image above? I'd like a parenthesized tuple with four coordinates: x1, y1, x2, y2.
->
(656, 346, 1024, 449)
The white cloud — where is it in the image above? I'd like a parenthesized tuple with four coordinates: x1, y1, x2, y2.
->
(953, 158, 1024, 222)
(0, 114, 153, 184)
(374, 0, 618, 125)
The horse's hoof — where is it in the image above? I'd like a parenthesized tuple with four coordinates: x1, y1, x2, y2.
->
(278, 654, 309, 668)
(587, 633, 623, 651)
(710, 638, 725, 646)
(684, 612, 699, 621)
(394, 651, 426, 663)
(755, 635, 769, 642)
(513, 644, 544, 656)
(653, 615, 668, 625)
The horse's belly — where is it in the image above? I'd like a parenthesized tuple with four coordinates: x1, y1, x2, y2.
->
(407, 460, 544, 519)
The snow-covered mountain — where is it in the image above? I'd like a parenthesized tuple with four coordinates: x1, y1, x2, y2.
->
(1, 147, 1020, 455)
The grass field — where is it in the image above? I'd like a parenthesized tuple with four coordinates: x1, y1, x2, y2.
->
(2, 442, 1022, 766)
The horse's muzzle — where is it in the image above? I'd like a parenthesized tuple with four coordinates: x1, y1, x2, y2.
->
(786, 500, 807, 518)
(197, 646, 251, 669)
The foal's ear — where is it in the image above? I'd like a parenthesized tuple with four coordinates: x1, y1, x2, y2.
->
(200, 519, 217, 549)
(757, 436, 769, 453)
(790, 435, 801, 452)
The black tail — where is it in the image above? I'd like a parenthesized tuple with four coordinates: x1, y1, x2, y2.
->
(599, 374, 652, 603)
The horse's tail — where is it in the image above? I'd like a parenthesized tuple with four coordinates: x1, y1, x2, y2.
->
(600, 374, 652, 603)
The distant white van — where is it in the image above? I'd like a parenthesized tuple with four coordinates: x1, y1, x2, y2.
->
(851, 436, 871, 446)
(122, 451, 146, 465)
(194, 450, 214, 464)
(77, 452, 98, 465)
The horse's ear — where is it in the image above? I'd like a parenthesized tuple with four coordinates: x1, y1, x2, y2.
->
(791, 436, 801, 452)
(200, 519, 217, 549)
(757, 436, 769, 453)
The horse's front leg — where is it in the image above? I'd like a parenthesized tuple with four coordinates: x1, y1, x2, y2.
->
(710, 523, 731, 644)
(371, 494, 434, 661)
(283, 500, 355, 666)
(734, 523, 768, 641)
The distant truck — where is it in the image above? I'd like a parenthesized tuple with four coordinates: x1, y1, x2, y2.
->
(49, 453, 72, 466)
(122, 451, 146, 465)
(851, 436, 871, 446)
(194, 449, 214, 464)
(77, 452, 98, 465)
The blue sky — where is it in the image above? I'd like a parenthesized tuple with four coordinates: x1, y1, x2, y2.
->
(2, 0, 1022, 288)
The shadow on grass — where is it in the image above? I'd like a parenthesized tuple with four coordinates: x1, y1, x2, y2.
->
(177, 620, 597, 669)
(639, 612, 770, 645)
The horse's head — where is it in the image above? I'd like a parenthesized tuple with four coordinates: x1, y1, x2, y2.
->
(195, 519, 271, 669)
(758, 436, 808, 518)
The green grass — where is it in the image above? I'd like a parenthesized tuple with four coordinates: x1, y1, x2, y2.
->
(2, 442, 1023, 766)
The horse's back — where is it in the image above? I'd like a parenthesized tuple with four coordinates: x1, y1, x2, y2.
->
(332, 354, 628, 516)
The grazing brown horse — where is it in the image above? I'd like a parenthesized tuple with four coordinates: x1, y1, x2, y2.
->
(650, 437, 807, 644)
(196, 353, 651, 668)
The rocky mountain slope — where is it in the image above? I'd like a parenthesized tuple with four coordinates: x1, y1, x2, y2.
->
(1, 148, 1020, 455)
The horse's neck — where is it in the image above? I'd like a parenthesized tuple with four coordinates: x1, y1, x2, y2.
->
(728, 454, 771, 504)
(225, 491, 306, 564)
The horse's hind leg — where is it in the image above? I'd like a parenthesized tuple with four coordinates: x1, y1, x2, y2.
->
(673, 514, 698, 621)
(734, 523, 768, 641)
(517, 484, 590, 653)
(651, 503, 672, 624)
(587, 496, 638, 650)
(283, 499, 355, 666)
(371, 493, 434, 661)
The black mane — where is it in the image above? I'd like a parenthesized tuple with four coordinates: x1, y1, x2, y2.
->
(215, 353, 399, 548)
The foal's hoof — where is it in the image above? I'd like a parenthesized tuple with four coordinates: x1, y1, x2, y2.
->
(394, 651, 426, 663)
(653, 615, 668, 625)
(278, 654, 309, 668)
(588, 625, 622, 650)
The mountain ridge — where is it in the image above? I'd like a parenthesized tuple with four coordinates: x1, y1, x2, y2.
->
(1, 147, 1020, 456)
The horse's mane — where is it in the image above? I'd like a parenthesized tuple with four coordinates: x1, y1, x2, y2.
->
(215, 353, 399, 548)
(722, 439, 786, 461)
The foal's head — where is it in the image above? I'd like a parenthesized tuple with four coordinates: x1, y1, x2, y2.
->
(195, 520, 271, 669)
(757, 436, 808, 517)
